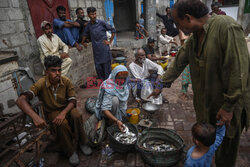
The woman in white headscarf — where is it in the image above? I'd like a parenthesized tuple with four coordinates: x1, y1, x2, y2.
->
(95, 65, 129, 131)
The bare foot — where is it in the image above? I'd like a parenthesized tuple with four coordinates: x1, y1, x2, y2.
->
(179, 93, 188, 101)
(162, 97, 169, 103)
(74, 42, 83, 51)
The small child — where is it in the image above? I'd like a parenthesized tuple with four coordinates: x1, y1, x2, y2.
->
(139, 13, 144, 27)
(135, 21, 148, 40)
(185, 122, 226, 167)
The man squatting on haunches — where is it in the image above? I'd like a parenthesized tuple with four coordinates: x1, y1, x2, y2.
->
(148, 0, 250, 167)
(95, 65, 130, 132)
(16, 56, 92, 166)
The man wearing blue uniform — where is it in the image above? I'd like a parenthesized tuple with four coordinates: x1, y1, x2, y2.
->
(81, 7, 116, 81)
(53, 6, 82, 51)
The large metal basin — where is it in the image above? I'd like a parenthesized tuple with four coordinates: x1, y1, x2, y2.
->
(142, 102, 160, 114)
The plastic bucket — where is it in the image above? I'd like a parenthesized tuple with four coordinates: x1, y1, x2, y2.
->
(158, 59, 168, 70)
(170, 51, 177, 57)
(111, 63, 124, 70)
(126, 108, 140, 124)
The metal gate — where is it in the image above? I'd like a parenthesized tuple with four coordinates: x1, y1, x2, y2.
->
(27, 0, 71, 38)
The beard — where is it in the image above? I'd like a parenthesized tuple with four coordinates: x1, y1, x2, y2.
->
(46, 32, 52, 37)
(78, 15, 84, 20)
(139, 58, 146, 64)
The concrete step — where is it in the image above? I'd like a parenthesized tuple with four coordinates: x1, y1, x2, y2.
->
(116, 38, 146, 49)
(116, 31, 147, 49)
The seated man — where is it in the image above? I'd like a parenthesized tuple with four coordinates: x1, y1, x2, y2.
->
(143, 37, 166, 62)
(75, 7, 89, 43)
(210, 2, 226, 15)
(158, 28, 178, 56)
(37, 21, 72, 76)
(53, 5, 82, 51)
(135, 21, 148, 40)
(95, 65, 129, 132)
(129, 48, 164, 100)
(16, 56, 92, 166)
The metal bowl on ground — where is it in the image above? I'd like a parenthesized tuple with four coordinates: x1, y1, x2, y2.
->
(107, 122, 138, 153)
(142, 102, 160, 114)
(113, 57, 127, 64)
(136, 128, 184, 167)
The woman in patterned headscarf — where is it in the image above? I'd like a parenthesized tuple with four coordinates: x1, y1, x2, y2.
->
(95, 65, 129, 131)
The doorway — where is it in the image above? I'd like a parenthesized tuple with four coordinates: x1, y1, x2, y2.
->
(113, 0, 136, 32)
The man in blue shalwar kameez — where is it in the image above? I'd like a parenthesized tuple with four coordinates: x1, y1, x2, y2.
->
(81, 7, 116, 81)
(53, 5, 83, 51)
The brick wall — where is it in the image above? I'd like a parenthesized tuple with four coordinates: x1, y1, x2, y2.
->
(67, 45, 96, 86)
(68, 0, 105, 21)
(0, 0, 39, 75)
(0, 0, 105, 85)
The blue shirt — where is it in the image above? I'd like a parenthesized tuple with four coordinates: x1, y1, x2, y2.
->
(184, 125, 226, 167)
(95, 92, 127, 120)
(139, 18, 144, 27)
(53, 18, 78, 46)
(83, 19, 116, 64)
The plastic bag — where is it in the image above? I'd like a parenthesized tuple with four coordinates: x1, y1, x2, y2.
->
(83, 114, 106, 147)
(85, 97, 98, 114)
(141, 80, 162, 105)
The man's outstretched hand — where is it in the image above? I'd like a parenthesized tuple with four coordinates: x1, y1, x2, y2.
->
(147, 88, 162, 99)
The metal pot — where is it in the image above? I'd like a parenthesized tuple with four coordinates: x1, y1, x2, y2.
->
(142, 102, 160, 114)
